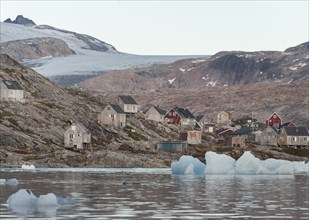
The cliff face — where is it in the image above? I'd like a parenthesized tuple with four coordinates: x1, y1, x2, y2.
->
(0, 54, 180, 168)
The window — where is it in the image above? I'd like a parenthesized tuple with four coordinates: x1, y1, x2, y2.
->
(292, 137, 297, 141)
(107, 107, 111, 110)
(304, 137, 308, 142)
(70, 134, 74, 138)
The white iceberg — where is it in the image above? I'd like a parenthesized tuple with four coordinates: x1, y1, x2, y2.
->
(171, 151, 309, 175)
(6, 189, 79, 217)
(0, 178, 19, 186)
(171, 155, 206, 175)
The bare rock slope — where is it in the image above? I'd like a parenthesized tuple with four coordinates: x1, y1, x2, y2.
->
(0, 54, 180, 168)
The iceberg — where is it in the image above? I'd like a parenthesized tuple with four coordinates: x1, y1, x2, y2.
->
(6, 189, 79, 217)
(171, 155, 206, 175)
(171, 151, 309, 175)
(0, 178, 19, 186)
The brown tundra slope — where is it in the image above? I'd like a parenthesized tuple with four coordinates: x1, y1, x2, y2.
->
(80, 42, 309, 126)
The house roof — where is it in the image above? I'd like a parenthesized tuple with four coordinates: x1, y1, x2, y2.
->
(118, 95, 138, 105)
(2, 80, 23, 90)
(73, 122, 90, 133)
(284, 127, 309, 136)
(267, 112, 282, 121)
(195, 115, 204, 122)
(270, 126, 280, 134)
(110, 104, 125, 114)
(230, 127, 253, 136)
(280, 122, 296, 128)
(153, 105, 166, 115)
(175, 107, 195, 119)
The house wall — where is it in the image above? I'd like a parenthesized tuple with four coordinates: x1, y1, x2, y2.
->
(98, 106, 126, 128)
(231, 136, 245, 147)
(64, 126, 91, 149)
(286, 136, 308, 146)
(260, 127, 278, 146)
(217, 112, 232, 124)
(164, 109, 181, 125)
(123, 104, 138, 113)
(181, 118, 196, 126)
(266, 113, 282, 127)
(145, 107, 164, 122)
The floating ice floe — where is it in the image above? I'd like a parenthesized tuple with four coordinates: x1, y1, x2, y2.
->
(171, 151, 309, 175)
(21, 164, 35, 169)
(171, 155, 206, 175)
(6, 189, 79, 217)
(0, 178, 19, 186)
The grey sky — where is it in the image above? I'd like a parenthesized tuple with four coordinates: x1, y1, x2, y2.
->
(1, 0, 308, 55)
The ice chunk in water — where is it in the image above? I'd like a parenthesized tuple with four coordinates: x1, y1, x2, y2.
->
(171, 151, 309, 175)
(6, 178, 19, 186)
(6, 189, 79, 217)
(204, 151, 236, 174)
(171, 155, 206, 175)
(37, 193, 58, 206)
(21, 164, 35, 169)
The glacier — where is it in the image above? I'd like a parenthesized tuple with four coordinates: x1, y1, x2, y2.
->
(171, 151, 309, 175)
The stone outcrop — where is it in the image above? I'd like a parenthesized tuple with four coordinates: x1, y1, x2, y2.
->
(0, 37, 75, 61)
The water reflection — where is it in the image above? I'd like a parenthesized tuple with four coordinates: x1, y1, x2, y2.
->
(0, 170, 308, 219)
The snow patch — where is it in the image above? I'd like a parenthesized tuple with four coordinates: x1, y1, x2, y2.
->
(192, 59, 206, 63)
(207, 81, 217, 87)
(179, 68, 186, 72)
(287, 79, 294, 84)
(289, 66, 298, 71)
(168, 78, 176, 84)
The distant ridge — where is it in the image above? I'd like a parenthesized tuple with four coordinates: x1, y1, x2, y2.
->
(4, 15, 36, 26)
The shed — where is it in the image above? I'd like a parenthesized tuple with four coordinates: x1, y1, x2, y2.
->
(0, 79, 24, 101)
(157, 141, 188, 152)
(180, 130, 202, 145)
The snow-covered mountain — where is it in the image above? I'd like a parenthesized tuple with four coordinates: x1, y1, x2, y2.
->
(1, 16, 200, 81)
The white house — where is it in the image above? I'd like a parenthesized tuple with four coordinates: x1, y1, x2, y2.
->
(64, 122, 91, 150)
(115, 95, 139, 114)
(0, 80, 24, 101)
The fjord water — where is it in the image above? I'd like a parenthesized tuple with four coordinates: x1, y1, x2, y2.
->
(0, 169, 308, 219)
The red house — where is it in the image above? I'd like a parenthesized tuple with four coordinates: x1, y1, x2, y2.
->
(164, 107, 195, 126)
(266, 112, 282, 128)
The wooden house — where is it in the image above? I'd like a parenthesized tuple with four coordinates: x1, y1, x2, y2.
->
(164, 107, 195, 126)
(266, 112, 282, 128)
(180, 130, 202, 145)
(217, 128, 234, 140)
(115, 95, 139, 114)
(259, 126, 280, 146)
(217, 111, 233, 125)
(157, 141, 188, 152)
(0, 80, 24, 101)
(278, 127, 309, 147)
(225, 136, 246, 147)
(144, 105, 166, 122)
(64, 122, 91, 150)
(98, 103, 126, 128)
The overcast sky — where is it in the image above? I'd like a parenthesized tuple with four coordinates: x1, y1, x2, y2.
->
(1, 1, 308, 55)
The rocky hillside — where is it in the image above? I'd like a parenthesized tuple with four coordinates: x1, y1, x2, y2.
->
(81, 42, 308, 91)
(0, 54, 182, 168)
(80, 42, 309, 126)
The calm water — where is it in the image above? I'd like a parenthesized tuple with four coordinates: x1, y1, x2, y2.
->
(0, 168, 308, 219)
